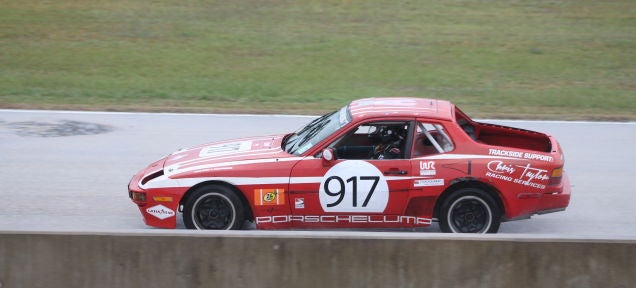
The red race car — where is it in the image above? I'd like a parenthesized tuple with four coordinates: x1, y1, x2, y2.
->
(129, 97, 570, 233)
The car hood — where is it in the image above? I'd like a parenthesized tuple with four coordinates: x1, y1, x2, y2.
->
(162, 134, 293, 176)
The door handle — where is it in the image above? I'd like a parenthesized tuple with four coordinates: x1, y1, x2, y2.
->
(384, 170, 408, 175)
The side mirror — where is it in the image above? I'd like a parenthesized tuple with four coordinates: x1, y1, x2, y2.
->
(322, 148, 336, 164)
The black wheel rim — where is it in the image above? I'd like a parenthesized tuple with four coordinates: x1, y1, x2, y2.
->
(193, 194, 235, 229)
(449, 196, 491, 233)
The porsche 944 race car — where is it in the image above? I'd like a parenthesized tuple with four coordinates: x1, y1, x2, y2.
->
(129, 97, 570, 233)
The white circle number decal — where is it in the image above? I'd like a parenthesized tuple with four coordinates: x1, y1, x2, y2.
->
(319, 161, 389, 213)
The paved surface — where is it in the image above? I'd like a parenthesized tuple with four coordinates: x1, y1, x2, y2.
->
(1, 109, 634, 238)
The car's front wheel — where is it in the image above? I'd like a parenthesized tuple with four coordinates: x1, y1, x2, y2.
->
(439, 188, 501, 233)
(183, 185, 245, 230)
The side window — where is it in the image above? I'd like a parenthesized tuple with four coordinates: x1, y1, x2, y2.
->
(455, 107, 478, 140)
(413, 122, 454, 157)
(328, 121, 411, 160)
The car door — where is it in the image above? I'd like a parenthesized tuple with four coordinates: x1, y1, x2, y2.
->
(287, 120, 415, 228)
(408, 120, 467, 215)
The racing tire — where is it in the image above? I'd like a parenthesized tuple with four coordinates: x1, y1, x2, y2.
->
(183, 185, 245, 230)
(439, 188, 501, 233)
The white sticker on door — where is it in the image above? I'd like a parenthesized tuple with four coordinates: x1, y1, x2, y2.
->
(319, 160, 389, 213)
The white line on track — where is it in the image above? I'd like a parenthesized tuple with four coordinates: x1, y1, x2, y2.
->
(0, 109, 317, 119)
(1, 109, 634, 124)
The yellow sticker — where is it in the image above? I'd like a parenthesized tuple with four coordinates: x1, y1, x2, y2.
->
(254, 189, 286, 205)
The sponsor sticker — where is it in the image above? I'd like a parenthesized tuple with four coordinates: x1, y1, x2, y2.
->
(254, 189, 286, 206)
(420, 170, 436, 176)
(487, 160, 515, 174)
(146, 204, 176, 220)
(200, 141, 252, 157)
(488, 148, 553, 162)
(256, 215, 432, 226)
(419, 161, 436, 176)
(485, 160, 549, 189)
(295, 198, 305, 209)
(414, 179, 444, 187)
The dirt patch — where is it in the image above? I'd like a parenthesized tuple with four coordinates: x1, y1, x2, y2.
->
(7, 120, 113, 137)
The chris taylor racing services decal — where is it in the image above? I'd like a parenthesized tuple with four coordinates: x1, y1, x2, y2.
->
(319, 160, 389, 213)
(485, 160, 550, 189)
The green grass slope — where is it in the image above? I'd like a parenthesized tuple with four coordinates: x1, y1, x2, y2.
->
(1, 0, 634, 120)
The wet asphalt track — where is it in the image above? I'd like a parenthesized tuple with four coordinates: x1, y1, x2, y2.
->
(0, 109, 634, 238)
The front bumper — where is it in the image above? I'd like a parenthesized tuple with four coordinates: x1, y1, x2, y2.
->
(128, 158, 183, 229)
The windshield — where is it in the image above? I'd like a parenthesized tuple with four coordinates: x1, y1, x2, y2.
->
(284, 105, 351, 155)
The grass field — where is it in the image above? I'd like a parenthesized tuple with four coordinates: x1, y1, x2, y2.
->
(1, 0, 634, 120)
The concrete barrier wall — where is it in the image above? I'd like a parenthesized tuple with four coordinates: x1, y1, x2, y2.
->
(0, 231, 634, 288)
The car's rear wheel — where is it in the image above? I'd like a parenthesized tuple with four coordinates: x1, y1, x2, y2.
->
(183, 185, 245, 230)
(439, 188, 501, 233)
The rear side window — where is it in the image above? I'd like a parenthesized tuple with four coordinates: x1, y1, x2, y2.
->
(413, 122, 454, 157)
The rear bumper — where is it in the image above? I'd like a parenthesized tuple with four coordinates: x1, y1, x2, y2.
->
(536, 207, 566, 215)
(504, 173, 571, 221)
(536, 173, 571, 213)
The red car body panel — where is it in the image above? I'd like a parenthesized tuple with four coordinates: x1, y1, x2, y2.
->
(128, 97, 571, 230)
